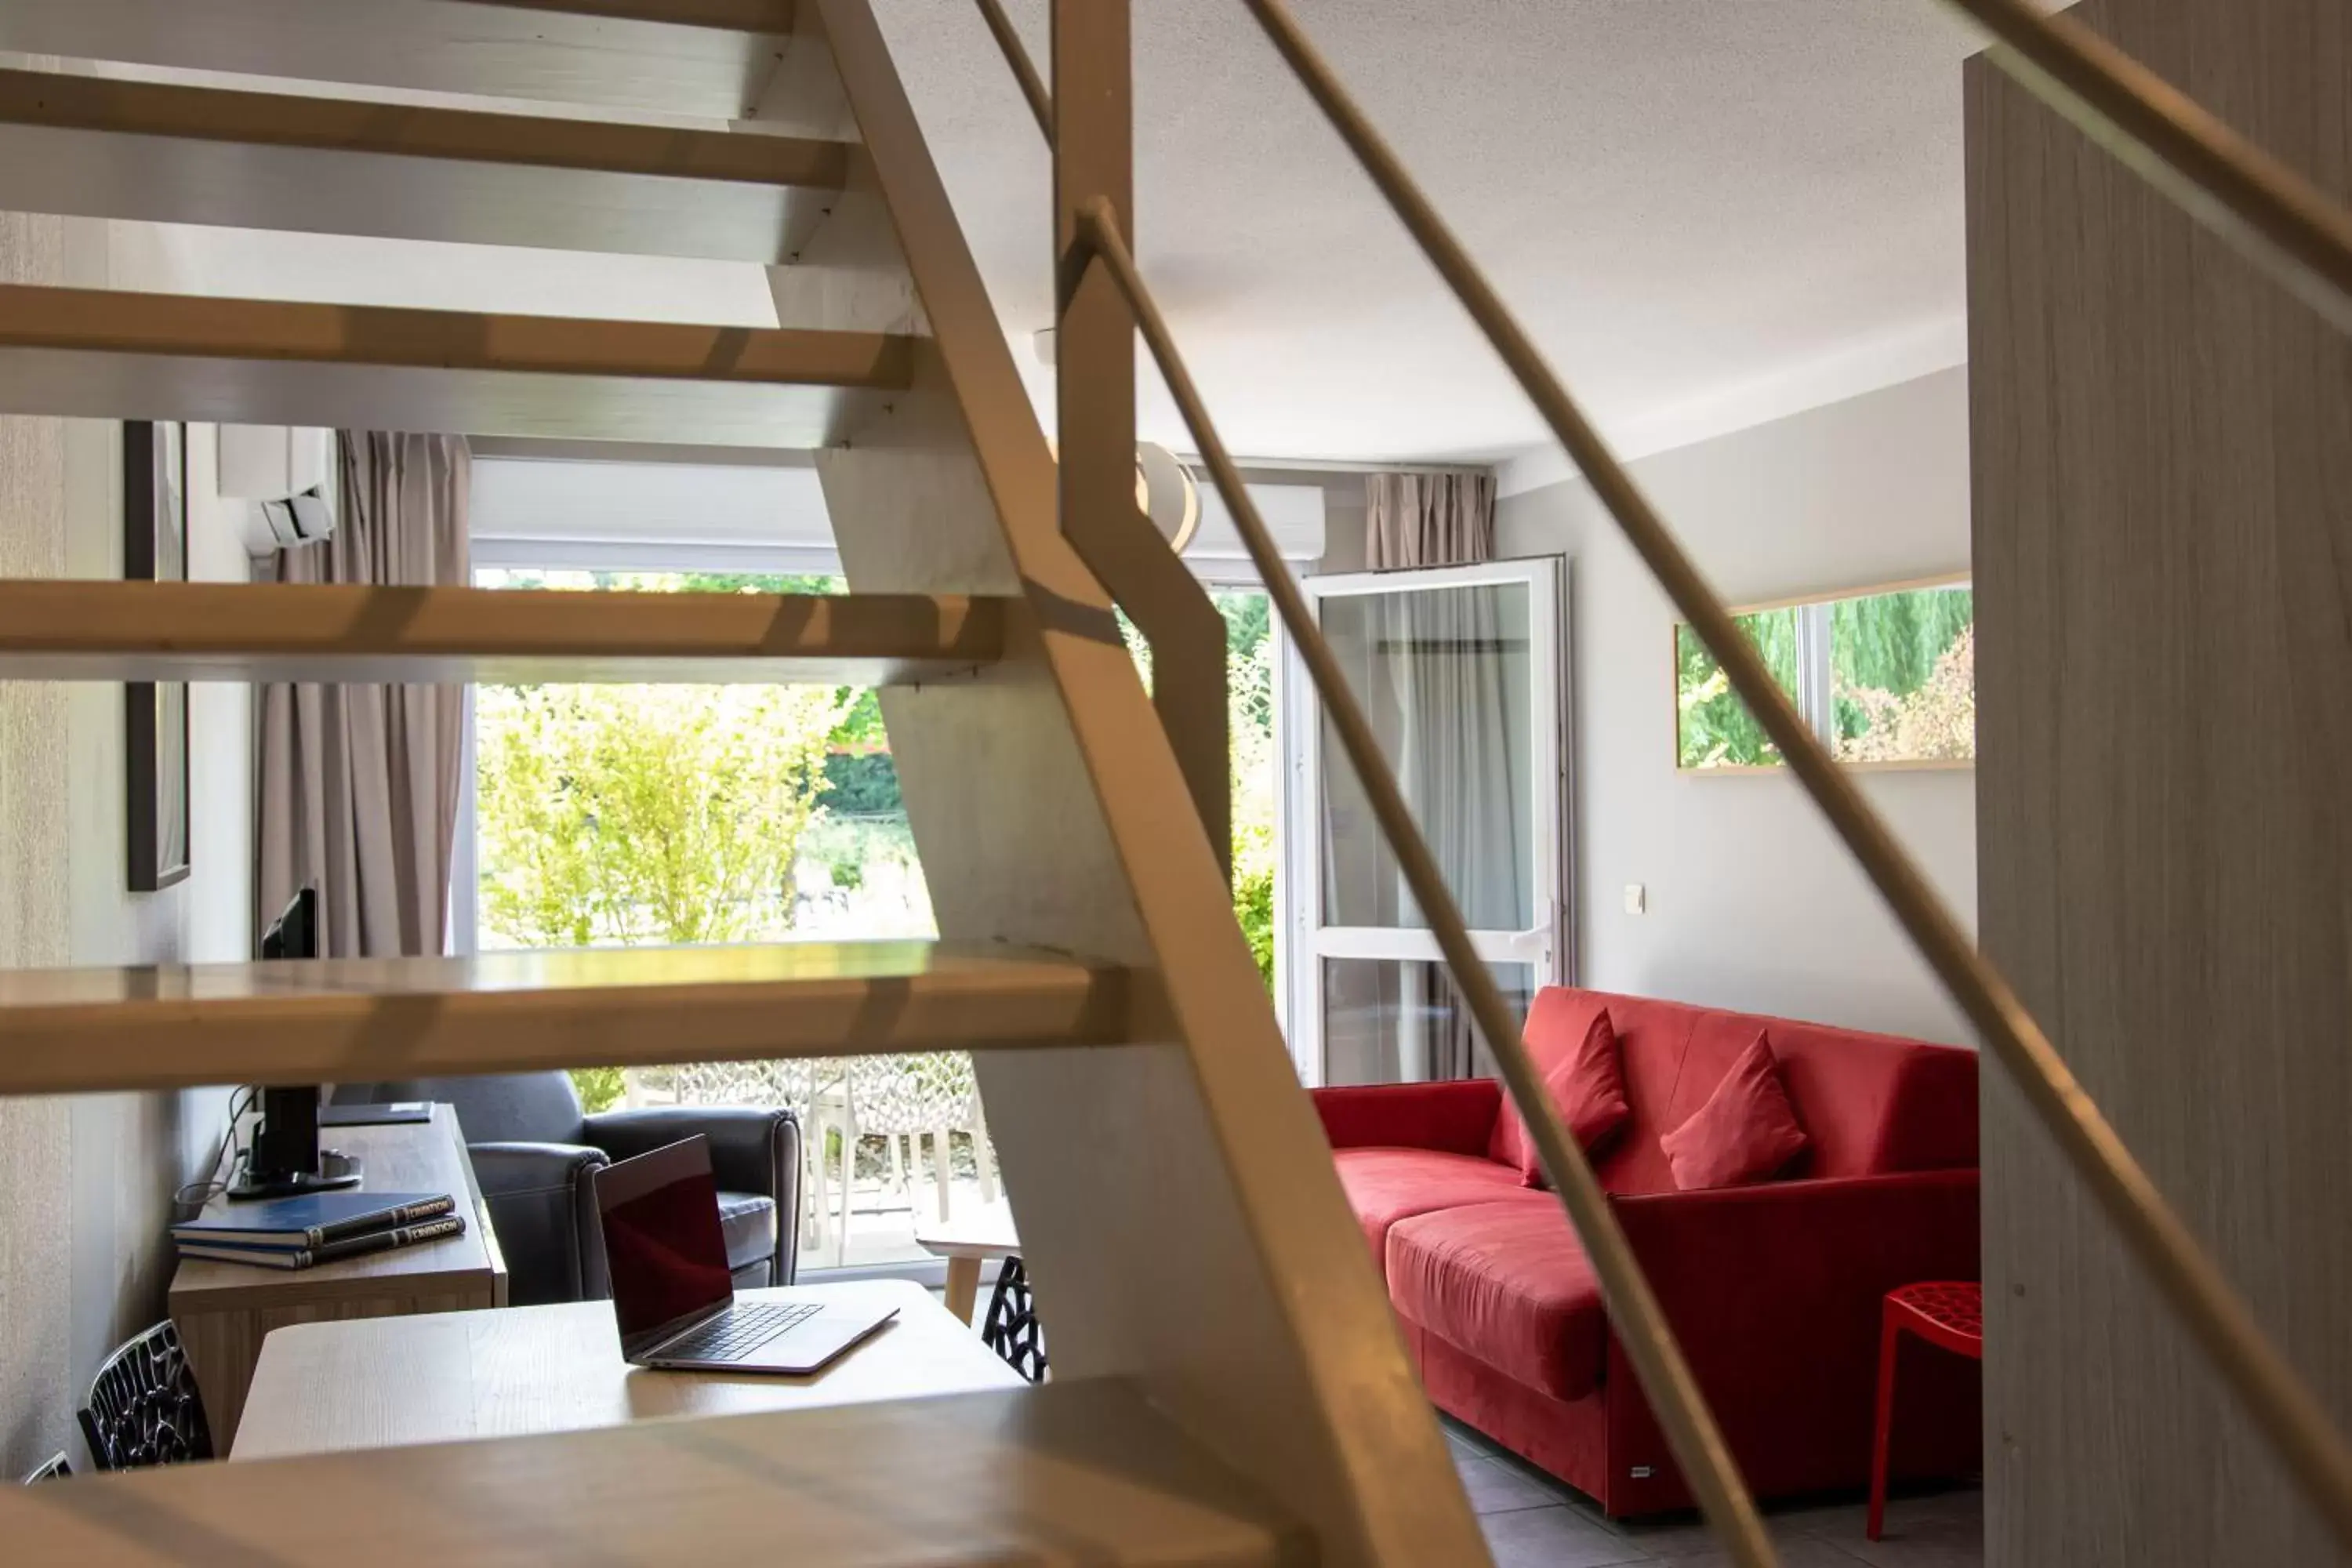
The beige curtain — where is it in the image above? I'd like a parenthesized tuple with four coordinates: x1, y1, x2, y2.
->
(1366, 470, 1495, 571)
(1363, 470, 1510, 1081)
(256, 434, 470, 959)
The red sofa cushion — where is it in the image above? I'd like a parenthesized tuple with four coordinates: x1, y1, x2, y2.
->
(1661, 1033, 1810, 1189)
(1497, 1010, 1632, 1185)
(1490, 989, 1698, 1195)
(1386, 1196, 1608, 1403)
(1331, 1147, 1526, 1274)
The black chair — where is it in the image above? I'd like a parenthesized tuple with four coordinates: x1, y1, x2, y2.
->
(21, 1453, 71, 1483)
(331, 1073, 802, 1306)
(78, 1321, 211, 1472)
(982, 1255, 1048, 1384)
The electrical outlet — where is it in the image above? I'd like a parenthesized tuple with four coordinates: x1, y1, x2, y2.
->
(1624, 883, 1646, 915)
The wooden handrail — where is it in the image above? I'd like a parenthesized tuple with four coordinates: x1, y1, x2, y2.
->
(1069, 197, 1780, 1568)
(974, 0, 1052, 140)
(978, 0, 2352, 1552)
(1232, 0, 2352, 1550)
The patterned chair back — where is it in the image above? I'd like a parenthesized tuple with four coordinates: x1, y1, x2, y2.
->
(78, 1320, 212, 1471)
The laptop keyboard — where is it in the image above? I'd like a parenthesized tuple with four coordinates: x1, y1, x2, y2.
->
(662, 1301, 823, 1363)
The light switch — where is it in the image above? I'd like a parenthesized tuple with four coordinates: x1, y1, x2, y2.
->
(1623, 883, 1646, 915)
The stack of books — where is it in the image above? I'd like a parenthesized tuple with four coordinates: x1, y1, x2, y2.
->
(173, 1192, 466, 1270)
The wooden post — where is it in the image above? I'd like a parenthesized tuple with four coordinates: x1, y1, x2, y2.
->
(1050, 0, 1230, 880)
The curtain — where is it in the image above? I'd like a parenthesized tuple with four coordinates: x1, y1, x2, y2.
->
(256, 434, 470, 959)
(1367, 470, 1494, 572)
(1363, 470, 1516, 1081)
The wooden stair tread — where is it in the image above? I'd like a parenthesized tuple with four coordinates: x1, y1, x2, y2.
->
(0, 1, 797, 120)
(0, 582, 1005, 684)
(0, 67, 851, 263)
(2, 1380, 1302, 1566)
(0, 285, 913, 445)
(0, 941, 1142, 1095)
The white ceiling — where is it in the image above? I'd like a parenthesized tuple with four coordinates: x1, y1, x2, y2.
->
(873, 0, 1980, 474)
(75, 1, 1984, 476)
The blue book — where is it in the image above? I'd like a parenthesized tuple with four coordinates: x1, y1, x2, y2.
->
(177, 1214, 467, 1270)
(172, 1191, 456, 1250)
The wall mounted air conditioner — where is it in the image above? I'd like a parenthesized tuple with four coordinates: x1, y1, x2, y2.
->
(218, 426, 336, 552)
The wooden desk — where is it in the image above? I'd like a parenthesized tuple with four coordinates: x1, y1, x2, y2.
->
(916, 1200, 1020, 1323)
(232, 1280, 1022, 1459)
(170, 1103, 505, 1446)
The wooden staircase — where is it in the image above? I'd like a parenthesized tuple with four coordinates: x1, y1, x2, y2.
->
(0, 0, 1485, 1563)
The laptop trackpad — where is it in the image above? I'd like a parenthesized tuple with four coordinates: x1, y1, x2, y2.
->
(735, 1307, 898, 1374)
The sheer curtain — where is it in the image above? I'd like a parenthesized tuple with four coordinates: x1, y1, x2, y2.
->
(1363, 471, 1519, 1080)
(256, 434, 470, 958)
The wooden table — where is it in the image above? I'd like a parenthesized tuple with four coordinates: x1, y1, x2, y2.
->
(169, 1103, 506, 1446)
(916, 1200, 1021, 1323)
(232, 1279, 1022, 1459)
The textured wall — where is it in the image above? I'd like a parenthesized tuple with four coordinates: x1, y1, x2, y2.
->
(0, 207, 77, 1475)
(1968, 1, 2352, 1561)
(1497, 368, 1977, 1044)
(0, 209, 254, 1475)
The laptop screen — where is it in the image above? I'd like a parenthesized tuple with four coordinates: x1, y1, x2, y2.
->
(594, 1136, 735, 1345)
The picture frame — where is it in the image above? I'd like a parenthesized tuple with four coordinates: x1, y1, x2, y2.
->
(125, 420, 191, 891)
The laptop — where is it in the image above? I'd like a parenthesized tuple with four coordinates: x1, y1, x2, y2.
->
(592, 1135, 897, 1374)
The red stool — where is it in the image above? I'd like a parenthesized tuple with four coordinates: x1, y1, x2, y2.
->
(1867, 1280, 1983, 1541)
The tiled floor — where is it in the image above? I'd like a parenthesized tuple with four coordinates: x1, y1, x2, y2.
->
(1447, 1420, 1983, 1568)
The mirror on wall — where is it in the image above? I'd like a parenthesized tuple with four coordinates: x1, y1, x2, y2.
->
(1675, 575, 1974, 772)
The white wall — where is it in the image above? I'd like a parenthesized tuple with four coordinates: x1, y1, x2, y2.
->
(1497, 367, 1976, 1044)
(0, 209, 254, 1475)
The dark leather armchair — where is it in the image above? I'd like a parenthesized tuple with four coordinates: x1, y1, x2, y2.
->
(332, 1073, 801, 1307)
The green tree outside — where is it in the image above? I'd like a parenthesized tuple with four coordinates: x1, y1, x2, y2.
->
(474, 671, 848, 1109)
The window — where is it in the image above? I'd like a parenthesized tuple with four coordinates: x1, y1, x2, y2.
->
(466, 565, 964, 1276)
(1675, 578, 1973, 771)
(465, 565, 1289, 1273)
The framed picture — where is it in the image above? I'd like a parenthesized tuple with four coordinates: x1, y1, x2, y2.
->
(126, 420, 191, 891)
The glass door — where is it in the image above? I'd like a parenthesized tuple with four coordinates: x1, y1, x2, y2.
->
(1283, 557, 1567, 1086)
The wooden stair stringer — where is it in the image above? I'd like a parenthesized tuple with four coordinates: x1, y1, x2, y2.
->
(800, 4, 1489, 1565)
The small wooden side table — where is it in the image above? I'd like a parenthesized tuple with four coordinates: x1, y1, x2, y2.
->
(916, 1200, 1019, 1324)
(169, 1103, 506, 1446)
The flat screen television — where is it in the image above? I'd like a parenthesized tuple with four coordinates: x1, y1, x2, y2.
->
(229, 887, 364, 1200)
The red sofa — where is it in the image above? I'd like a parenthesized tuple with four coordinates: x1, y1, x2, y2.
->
(1313, 986, 1981, 1517)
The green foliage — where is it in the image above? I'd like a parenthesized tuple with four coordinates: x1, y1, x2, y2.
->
(1675, 609, 1800, 768)
(475, 682, 847, 947)
(1233, 862, 1276, 989)
(1831, 587, 1973, 747)
(1843, 623, 1976, 762)
(569, 1066, 627, 1114)
(817, 749, 902, 815)
(1221, 593, 1278, 996)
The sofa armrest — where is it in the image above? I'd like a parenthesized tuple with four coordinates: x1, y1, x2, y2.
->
(464, 1142, 608, 1306)
(1600, 1168, 1981, 1510)
(1310, 1079, 1503, 1155)
(466, 1139, 608, 1196)
(585, 1105, 803, 1284)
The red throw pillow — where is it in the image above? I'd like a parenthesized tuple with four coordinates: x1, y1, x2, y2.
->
(1511, 1010, 1632, 1186)
(1661, 1033, 1809, 1190)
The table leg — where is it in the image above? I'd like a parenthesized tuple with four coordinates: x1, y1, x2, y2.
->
(944, 1256, 982, 1325)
